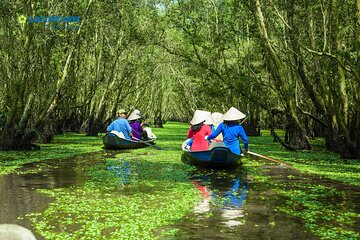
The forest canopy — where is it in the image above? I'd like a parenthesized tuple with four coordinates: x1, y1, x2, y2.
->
(0, 0, 359, 158)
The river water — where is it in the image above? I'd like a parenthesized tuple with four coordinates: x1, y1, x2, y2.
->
(159, 164, 318, 239)
(1, 152, 359, 239)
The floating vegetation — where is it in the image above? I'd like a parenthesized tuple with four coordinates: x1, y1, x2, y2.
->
(249, 131, 360, 186)
(0, 134, 103, 176)
(1, 123, 358, 239)
(26, 123, 201, 239)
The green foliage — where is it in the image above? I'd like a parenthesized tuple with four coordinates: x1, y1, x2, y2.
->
(249, 131, 360, 186)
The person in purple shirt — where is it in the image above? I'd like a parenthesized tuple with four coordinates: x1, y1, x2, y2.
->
(107, 109, 132, 139)
(206, 107, 249, 155)
(127, 110, 148, 141)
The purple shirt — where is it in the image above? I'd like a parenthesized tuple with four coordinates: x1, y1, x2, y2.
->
(130, 121, 143, 140)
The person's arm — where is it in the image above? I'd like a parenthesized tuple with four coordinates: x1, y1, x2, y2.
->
(107, 122, 114, 132)
(125, 121, 133, 137)
(207, 123, 223, 140)
(187, 128, 195, 138)
(238, 126, 249, 151)
(138, 122, 144, 133)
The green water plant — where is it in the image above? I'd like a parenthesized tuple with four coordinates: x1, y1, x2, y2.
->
(249, 131, 360, 186)
(0, 133, 103, 176)
(27, 123, 201, 239)
(11, 123, 360, 239)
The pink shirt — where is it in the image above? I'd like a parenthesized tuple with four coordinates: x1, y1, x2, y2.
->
(187, 124, 212, 151)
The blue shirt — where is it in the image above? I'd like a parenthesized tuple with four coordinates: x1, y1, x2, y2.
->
(107, 118, 132, 139)
(207, 122, 248, 155)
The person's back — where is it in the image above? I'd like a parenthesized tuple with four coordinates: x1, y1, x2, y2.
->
(128, 110, 148, 140)
(129, 121, 143, 139)
(187, 124, 212, 151)
(187, 110, 212, 151)
(143, 124, 157, 139)
(205, 113, 223, 141)
(207, 107, 248, 155)
(213, 122, 248, 154)
(211, 112, 224, 141)
(107, 109, 132, 139)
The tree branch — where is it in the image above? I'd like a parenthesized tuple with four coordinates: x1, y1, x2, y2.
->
(296, 106, 329, 128)
(300, 44, 360, 82)
(270, 128, 297, 151)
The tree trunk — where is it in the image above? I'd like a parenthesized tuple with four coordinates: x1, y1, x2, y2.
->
(243, 108, 261, 136)
(154, 112, 163, 128)
(254, 0, 310, 150)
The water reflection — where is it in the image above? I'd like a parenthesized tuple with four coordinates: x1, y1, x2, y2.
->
(191, 169, 248, 228)
(106, 161, 131, 184)
(169, 165, 320, 240)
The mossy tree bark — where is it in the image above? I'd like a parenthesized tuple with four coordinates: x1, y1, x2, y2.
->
(254, 0, 310, 150)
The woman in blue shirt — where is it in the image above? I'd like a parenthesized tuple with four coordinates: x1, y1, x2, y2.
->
(207, 107, 249, 155)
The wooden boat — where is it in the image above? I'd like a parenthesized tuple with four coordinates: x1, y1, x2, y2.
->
(182, 142, 241, 167)
(102, 132, 156, 149)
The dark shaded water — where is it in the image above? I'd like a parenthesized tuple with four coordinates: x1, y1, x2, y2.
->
(167, 161, 360, 239)
(0, 151, 116, 239)
(165, 164, 318, 240)
(1, 152, 359, 239)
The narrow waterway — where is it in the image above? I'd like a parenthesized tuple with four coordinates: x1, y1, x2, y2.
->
(167, 160, 360, 239)
(0, 151, 116, 239)
(1, 152, 359, 239)
(161, 164, 317, 239)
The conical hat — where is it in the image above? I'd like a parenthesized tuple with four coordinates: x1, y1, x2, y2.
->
(127, 111, 141, 121)
(133, 109, 140, 115)
(222, 107, 246, 121)
(210, 112, 223, 127)
(190, 110, 211, 125)
(204, 114, 214, 125)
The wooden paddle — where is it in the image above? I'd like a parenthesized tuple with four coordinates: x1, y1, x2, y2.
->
(246, 151, 292, 166)
(132, 137, 163, 150)
(239, 115, 249, 125)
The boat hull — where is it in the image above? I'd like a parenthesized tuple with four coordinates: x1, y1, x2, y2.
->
(182, 145, 241, 167)
(102, 133, 155, 149)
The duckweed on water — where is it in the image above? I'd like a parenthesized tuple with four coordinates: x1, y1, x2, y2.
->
(242, 151, 359, 240)
(276, 184, 360, 239)
(27, 123, 201, 239)
(0, 133, 102, 176)
(2, 123, 359, 239)
(245, 162, 360, 239)
(249, 130, 360, 186)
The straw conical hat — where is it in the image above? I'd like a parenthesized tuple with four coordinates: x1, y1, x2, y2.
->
(0, 224, 36, 240)
(223, 107, 246, 121)
(133, 109, 140, 115)
(127, 111, 141, 121)
(210, 112, 223, 127)
(204, 114, 214, 125)
(190, 110, 211, 125)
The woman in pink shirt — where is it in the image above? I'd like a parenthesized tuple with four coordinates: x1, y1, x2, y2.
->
(187, 110, 212, 151)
